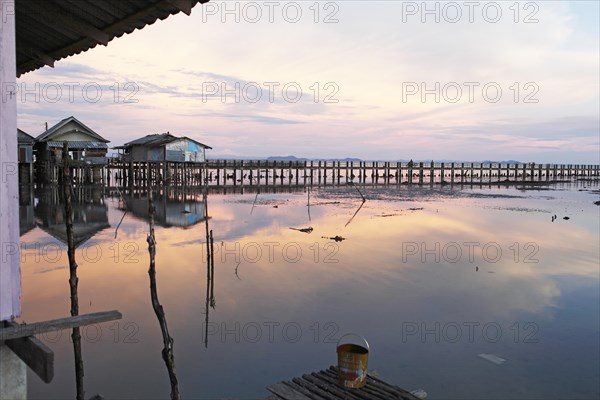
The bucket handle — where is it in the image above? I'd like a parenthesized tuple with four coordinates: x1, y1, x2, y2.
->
(337, 333, 369, 351)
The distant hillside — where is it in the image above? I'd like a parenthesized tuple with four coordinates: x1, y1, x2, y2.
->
(266, 155, 306, 161)
(481, 160, 525, 164)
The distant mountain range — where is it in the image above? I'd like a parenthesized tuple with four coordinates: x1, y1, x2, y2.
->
(208, 155, 525, 164)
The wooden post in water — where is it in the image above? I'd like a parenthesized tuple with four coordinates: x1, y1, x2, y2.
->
(479, 163, 483, 184)
(469, 163, 473, 184)
(430, 161, 434, 185)
(440, 162, 445, 183)
(62, 143, 85, 400)
(147, 193, 180, 400)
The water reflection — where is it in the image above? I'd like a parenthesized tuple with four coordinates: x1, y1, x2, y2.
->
(34, 186, 109, 248)
(146, 193, 180, 399)
(202, 189, 217, 348)
(19, 185, 35, 236)
(18, 182, 600, 400)
(120, 188, 206, 228)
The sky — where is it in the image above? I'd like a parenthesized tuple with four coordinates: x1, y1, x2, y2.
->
(15, 1, 600, 163)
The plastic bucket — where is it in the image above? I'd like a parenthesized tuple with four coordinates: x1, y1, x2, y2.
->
(336, 333, 369, 388)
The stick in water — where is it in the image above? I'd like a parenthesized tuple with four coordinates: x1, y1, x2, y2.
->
(147, 192, 180, 400)
(62, 142, 85, 400)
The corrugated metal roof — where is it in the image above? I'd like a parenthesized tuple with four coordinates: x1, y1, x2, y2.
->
(46, 140, 108, 149)
(121, 133, 212, 149)
(124, 133, 176, 146)
(36, 116, 110, 143)
(17, 128, 35, 143)
(16, 0, 210, 77)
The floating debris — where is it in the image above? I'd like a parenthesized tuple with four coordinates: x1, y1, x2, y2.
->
(290, 226, 314, 233)
(322, 235, 346, 242)
(407, 207, 424, 211)
(410, 389, 428, 399)
(375, 213, 401, 218)
(478, 353, 506, 365)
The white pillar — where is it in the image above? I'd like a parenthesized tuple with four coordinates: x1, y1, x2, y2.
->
(0, 0, 21, 321)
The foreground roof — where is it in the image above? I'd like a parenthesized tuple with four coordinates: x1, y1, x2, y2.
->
(16, 0, 210, 76)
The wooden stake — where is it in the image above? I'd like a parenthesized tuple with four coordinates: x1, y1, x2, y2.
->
(62, 142, 84, 400)
(147, 192, 180, 400)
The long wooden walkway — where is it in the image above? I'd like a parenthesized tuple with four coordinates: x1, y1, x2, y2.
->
(103, 158, 600, 188)
(266, 366, 421, 400)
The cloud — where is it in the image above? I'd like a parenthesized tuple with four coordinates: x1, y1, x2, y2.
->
(14, 1, 599, 162)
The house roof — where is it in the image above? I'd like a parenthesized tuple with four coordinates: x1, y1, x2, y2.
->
(16, 0, 210, 77)
(123, 133, 177, 146)
(35, 116, 110, 143)
(17, 129, 35, 144)
(120, 133, 212, 149)
(46, 141, 109, 149)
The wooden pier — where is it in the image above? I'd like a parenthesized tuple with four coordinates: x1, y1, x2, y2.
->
(104, 159, 599, 188)
(29, 158, 600, 190)
(266, 366, 421, 400)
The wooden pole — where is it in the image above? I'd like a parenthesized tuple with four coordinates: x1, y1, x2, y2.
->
(147, 193, 180, 400)
(62, 142, 85, 400)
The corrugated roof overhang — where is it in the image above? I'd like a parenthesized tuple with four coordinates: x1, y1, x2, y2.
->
(16, 0, 209, 77)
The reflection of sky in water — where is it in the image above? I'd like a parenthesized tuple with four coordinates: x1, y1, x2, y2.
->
(19, 185, 599, 399)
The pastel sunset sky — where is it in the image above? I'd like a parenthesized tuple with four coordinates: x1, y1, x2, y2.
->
(16, 1, 600, 163)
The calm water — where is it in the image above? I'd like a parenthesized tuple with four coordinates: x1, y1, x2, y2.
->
(18, 182, 600, 399)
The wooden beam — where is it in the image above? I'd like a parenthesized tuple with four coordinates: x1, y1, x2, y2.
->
(0, 310, 122, 341)
(3, 321, 54, 383)
(266, 383, 312, 400)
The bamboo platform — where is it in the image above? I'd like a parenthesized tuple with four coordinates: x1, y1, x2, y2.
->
(266, 366, 421, 400)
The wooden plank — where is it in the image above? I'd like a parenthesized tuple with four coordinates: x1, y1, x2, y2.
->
(268, 367, 422, 400)
(291, 377, 335, 400)
(284, 381, 326, 400)
(0, 0, 21, 322)
(300, 374, 358, 400)
(0, 310, 122, 341)
(309, 372, 372, 400)
(325, 367, 420, 400)
(3, 321, 54, 383)
(267, 382, 312, 400)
